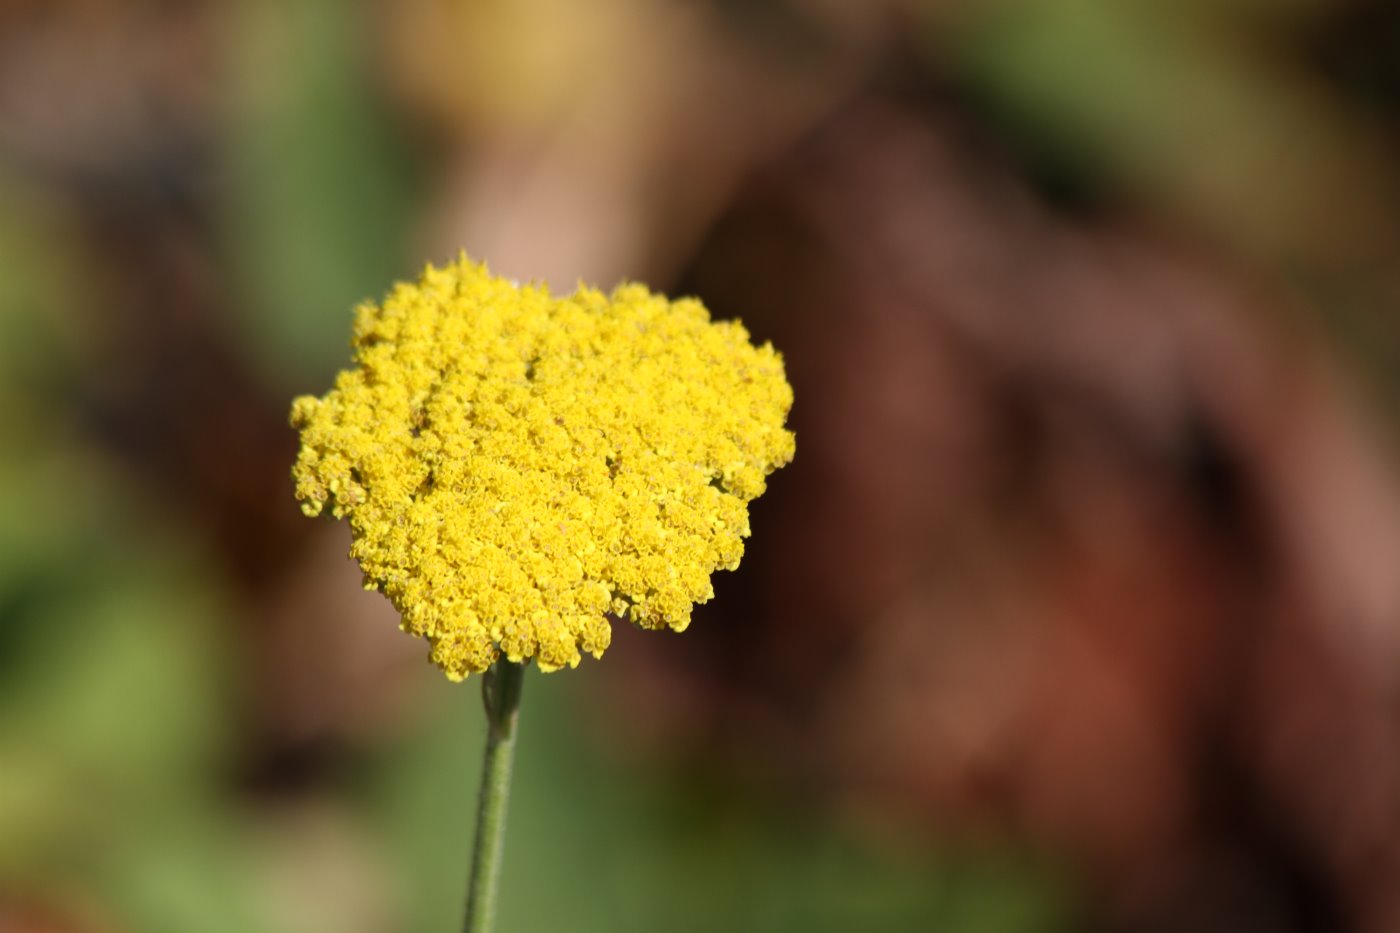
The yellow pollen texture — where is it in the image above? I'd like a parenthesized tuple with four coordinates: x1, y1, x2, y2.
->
(290, 256, 795, 681)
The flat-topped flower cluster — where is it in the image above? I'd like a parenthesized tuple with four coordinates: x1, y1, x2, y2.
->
(291, 256, 795, 680)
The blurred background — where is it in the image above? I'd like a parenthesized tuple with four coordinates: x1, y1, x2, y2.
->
(3, 0, 1400, 930)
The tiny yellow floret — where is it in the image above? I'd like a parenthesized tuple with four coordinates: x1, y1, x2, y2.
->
(290, 255, 795, 681)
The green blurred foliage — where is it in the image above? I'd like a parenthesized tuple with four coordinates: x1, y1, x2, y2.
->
(945, 0, 1364, 252)
(940, 0, 1400, 419)
(0, 178, 85, 409)
(0, 441, 242, 923)
(220, 0, 418, 393)
(371, 673, 1071, 933)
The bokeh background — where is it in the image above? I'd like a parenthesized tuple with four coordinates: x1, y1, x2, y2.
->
(4, 1, 1400, 931)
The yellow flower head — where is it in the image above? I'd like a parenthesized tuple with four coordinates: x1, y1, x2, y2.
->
(290, 256, 795, 681)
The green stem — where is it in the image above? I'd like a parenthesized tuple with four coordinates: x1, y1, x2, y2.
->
(463, 659, 526, 933)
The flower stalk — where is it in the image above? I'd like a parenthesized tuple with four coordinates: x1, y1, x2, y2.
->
(463, 660, 526, 933)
